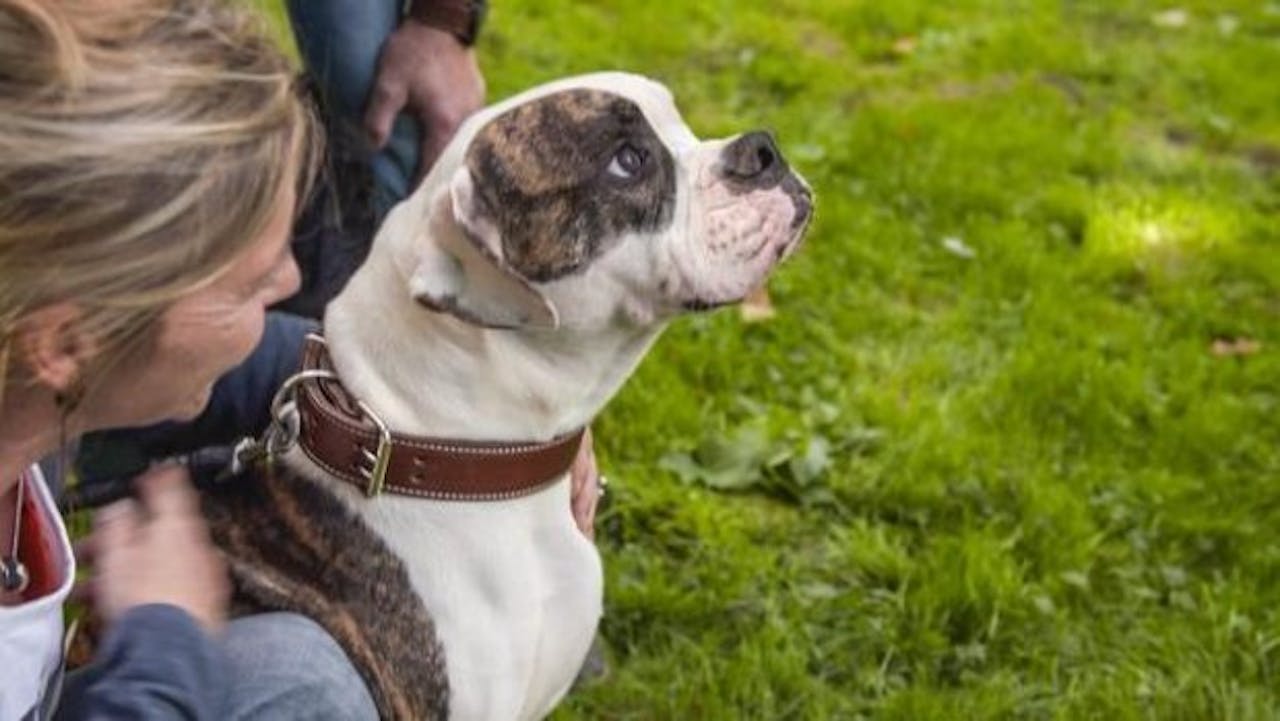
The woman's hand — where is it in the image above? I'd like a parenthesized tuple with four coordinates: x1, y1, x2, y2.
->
(364, 19, 485, 180)
(569, 428, 603, 541)
(80, 465, 229, 633)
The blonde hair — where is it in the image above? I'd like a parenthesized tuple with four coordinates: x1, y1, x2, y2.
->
(0, 0, 321, 403)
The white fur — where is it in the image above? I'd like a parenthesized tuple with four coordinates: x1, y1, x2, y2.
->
(294, 72, 807, 720)
(292, 456, 600, 720)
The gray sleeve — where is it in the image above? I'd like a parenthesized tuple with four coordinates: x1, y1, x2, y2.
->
(54, 604, 226, 721)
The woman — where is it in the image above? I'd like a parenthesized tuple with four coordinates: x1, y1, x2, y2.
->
(0, 0, 378, 718)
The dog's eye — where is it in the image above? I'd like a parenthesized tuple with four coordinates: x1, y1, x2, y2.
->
(607, 144, 647, 179)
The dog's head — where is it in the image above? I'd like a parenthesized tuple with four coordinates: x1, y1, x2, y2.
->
(407, 72, 813, 330)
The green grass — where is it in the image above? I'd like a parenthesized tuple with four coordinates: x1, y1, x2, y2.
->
(258, 1, 1280, 717)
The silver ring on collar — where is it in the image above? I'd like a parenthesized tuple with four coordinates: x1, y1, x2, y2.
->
(264, 368, 338, 457)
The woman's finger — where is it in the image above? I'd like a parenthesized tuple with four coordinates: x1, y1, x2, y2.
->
(578, 494, 598, 542)
(93, 498, 141, 551)
(363, 78, 408, 149)
(572, 469, 601, 539)
(569, 428, 595, 494)
(134, 464, 198, 519)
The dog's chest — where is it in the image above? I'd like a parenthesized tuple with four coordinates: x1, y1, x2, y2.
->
(337, 474, 603, 721)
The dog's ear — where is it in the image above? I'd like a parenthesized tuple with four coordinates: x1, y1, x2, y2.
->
(409, 167, 559, 330)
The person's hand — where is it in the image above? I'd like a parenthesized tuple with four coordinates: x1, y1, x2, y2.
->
(364, 19, 485, 181)
(79, 465, 229, 633)
(569, 428, 603, 541)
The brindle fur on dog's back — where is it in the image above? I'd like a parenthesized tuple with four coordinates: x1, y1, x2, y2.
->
(202, 464, 448, 720)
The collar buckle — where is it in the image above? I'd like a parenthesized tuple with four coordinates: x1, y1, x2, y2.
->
(354, 399, 393, 497)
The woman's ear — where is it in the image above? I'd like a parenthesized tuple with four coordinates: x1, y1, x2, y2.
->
(11, 302, 91, 395)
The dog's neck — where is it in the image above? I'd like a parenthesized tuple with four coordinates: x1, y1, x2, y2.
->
(323, 204, 664, 443)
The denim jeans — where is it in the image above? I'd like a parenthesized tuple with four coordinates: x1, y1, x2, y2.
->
(56, 612, 378, 721)
(288, 0, 420, 218)
(221, 613, 378, 720)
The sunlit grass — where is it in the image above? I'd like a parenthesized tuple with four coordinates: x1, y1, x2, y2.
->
(1085, 187, 1245, 262)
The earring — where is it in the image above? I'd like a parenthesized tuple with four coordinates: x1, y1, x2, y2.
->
(54, 376, 85, 415)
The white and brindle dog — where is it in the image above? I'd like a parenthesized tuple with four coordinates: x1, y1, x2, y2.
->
(203, 72, 812, 721)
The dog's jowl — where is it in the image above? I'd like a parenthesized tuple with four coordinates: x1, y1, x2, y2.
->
(207, 72, 813, 721)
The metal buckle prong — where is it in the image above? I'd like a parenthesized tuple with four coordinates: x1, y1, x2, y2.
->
(355, 399, 393, 497)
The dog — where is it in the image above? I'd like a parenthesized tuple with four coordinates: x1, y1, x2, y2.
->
(202, 71, 812, 721)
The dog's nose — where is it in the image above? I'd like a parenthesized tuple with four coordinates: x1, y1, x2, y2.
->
(720, 130, 786, 186)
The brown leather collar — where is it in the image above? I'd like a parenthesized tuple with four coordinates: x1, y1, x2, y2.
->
(294, 334, 585, 500)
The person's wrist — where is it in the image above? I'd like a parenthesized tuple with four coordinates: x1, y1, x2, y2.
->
(406, 0, 486, 47)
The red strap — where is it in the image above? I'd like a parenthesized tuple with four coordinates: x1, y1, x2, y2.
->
(19, 474, 62, 602)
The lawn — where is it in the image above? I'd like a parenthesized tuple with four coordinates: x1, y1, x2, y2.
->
(257, 1, 1280, 718)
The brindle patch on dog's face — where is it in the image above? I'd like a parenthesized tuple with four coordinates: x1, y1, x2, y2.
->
(465, 88, 677, 282)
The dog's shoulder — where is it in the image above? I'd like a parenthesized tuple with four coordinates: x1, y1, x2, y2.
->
(203, 464, 450, 721)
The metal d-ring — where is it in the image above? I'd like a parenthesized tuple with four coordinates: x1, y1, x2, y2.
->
(262, 332, 393, 497)
(265, 368, 338, 457)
